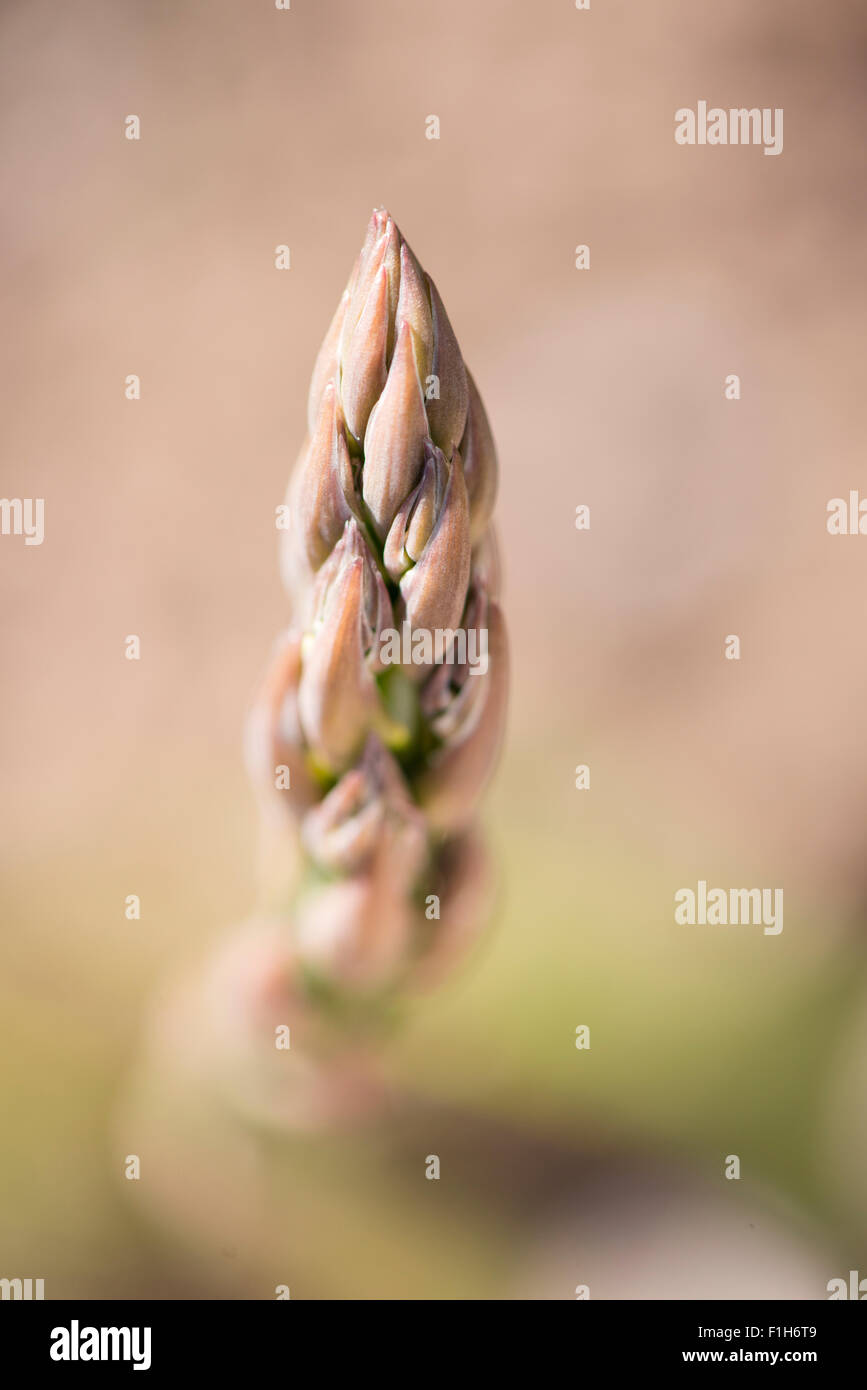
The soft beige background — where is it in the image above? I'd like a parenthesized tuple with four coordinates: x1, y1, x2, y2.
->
(1, 0, 866, 1298)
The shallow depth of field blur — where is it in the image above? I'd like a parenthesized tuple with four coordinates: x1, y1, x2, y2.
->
(2, 0, 866, 1299)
